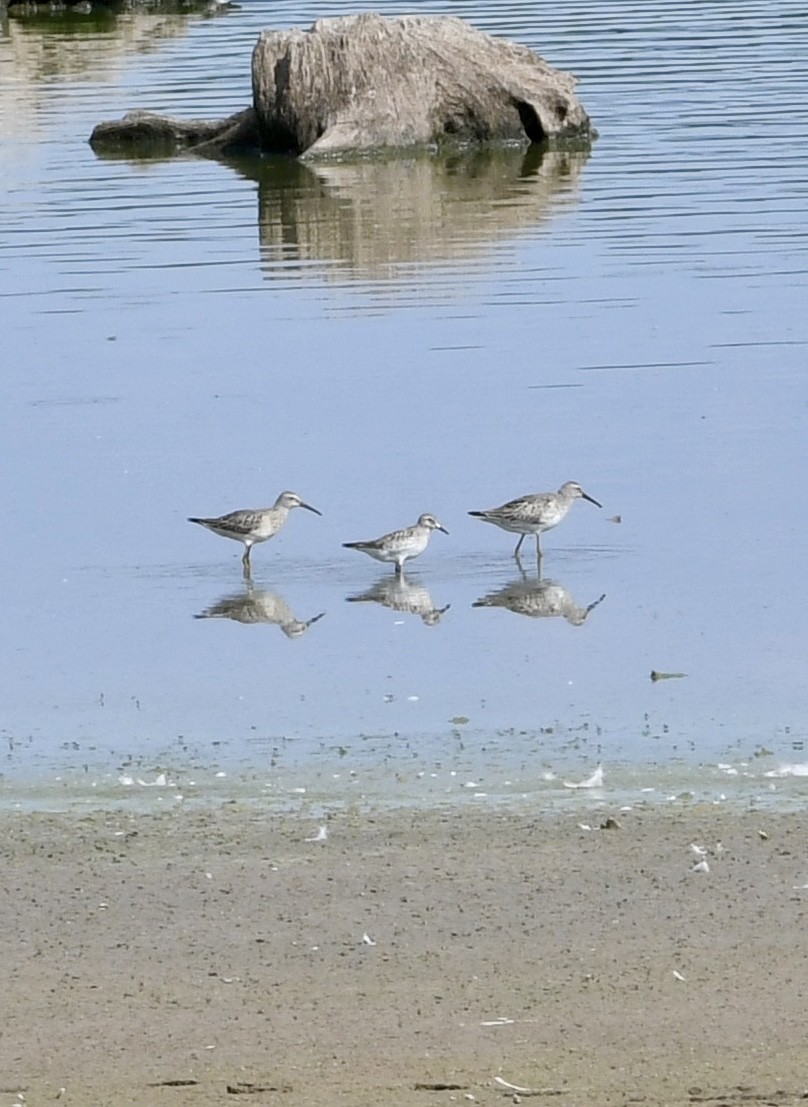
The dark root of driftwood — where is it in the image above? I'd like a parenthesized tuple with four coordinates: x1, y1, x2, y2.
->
(89, 108, 258, 157)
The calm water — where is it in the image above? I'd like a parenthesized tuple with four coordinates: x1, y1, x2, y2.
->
(1, 0, 807, 810)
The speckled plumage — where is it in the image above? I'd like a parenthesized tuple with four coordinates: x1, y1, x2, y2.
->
(469, 480, 601, 558)
(343, 513, 448, 574)
(189, 490, 321, 574)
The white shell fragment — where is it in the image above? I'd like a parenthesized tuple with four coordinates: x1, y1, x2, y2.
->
(563, 764, 604, 790)
(494, 1077, 537, 1093)
(691, 859, 710, 873)
(764, 762, 808, 777)
(137, 773, 168, 787)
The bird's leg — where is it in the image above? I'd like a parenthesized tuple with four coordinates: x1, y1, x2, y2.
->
(242, 544, 253, 579)
(395, 560, 404, 575)
(513, 534, 525, 558)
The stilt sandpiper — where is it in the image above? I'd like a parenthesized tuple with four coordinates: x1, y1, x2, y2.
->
(189, 490, 321, 574)
(343, 513, 448, 574)
(469, 481, 601, 559)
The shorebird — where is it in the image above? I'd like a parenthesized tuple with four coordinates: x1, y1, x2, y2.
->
(189, 490, 321, 574)
(469, 481, 601, 559)
(343, 513, 448, 574)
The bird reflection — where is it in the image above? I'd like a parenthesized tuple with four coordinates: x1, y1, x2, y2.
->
(194, 585, 325, 639)
(346, 573, 450, 626)
(473, 568, 605, 626)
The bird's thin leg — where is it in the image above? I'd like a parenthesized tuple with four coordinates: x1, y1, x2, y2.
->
(513, 534, 525, 558)
(242, 544, 253, 579)
(395, 560, 404, 575)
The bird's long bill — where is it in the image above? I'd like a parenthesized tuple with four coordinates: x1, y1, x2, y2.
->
(582, 492, 602, 508)
(438, 525, 449, 535)
(301, 501, 322, 515)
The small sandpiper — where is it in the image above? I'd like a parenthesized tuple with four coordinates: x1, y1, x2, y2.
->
(343, 513, 448, 574)
(189, 490, 321, 574)
(469, 480, 601, 559)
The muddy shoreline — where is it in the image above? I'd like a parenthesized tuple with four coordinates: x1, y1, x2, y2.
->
(3, 804, 807, 1105)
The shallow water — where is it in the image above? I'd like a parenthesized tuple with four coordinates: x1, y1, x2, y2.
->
(1, 0, 807, 807)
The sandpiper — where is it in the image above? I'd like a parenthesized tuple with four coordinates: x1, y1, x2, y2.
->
(469, 481, 601, 558)
(189, 490, 321, 574)
(343, 513, 448, 574)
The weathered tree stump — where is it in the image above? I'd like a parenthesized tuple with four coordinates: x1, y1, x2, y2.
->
(252, 13, 592, 157)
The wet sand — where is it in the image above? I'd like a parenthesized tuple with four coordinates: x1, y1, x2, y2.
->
(2, 802, 807, 1106)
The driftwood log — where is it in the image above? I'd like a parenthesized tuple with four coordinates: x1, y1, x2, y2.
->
(90, 13, 593, 159)
(252, 13, 592, 156)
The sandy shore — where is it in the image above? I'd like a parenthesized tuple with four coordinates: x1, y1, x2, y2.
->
(2, 802, 807, 1106)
